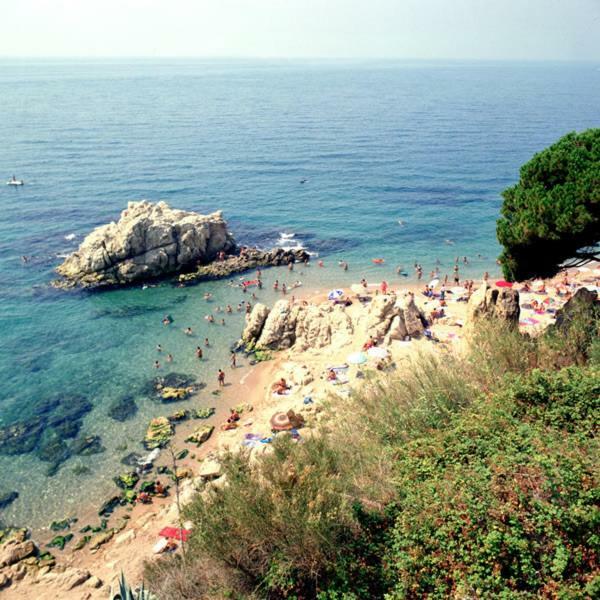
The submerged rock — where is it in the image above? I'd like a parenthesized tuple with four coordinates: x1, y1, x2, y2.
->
(35, 431, 71, 476)
(71, 435, 105, 456)
(107, 394, 138, 422)
(120, 452, 143, 467)
(0, 490, 19, 509)
(55, 201, 236, 288)
(0, 394, 93, 468)
(0, 420, 44, 455)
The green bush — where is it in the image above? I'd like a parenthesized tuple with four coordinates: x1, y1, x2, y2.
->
(181, 437, 391, 598)
(384, 365, 599, 598)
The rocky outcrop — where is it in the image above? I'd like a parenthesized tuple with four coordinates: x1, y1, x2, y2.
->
(253, 300, 301, 350)
(241, 293, 425, 352)
(294, 303, 355, 351)
(179, 247, 310, 284)
(552, 288, 598, 332)
(242, 303, 270, 345)
(243, 300, 354, 351)
(467, 283, 520, 325)
(55, 201, 236, 288)
(0, 540, 36, 568)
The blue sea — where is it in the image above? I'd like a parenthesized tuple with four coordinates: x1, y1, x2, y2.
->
(0, 59, 598, 531)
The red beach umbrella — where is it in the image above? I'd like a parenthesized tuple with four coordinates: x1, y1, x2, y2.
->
(495, 280, 513, 288)
(159, 527, 191, 542)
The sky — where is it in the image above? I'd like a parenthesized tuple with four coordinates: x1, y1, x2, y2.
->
(1, 0, 599, 60)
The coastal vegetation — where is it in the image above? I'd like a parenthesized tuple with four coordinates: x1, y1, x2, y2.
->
(497, 128, 600, 281)
(144, 293, 600, 598)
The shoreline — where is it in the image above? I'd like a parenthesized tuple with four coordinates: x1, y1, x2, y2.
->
(3, 262, 599, 597)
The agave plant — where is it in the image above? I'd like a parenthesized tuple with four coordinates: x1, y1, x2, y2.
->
(111, 572, 156, 600)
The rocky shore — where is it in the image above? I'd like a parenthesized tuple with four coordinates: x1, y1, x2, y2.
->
(177, 246, 310, 285)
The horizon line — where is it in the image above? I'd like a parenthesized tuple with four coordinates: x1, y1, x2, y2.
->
(0, 55, 598, 63)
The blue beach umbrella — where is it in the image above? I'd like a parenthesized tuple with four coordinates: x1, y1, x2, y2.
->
(328, 289, 344, 300)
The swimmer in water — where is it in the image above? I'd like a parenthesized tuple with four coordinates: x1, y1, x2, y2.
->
(184, 327, 193, 335)
(154, 360, 161, 369)
(156, 344, 162, 352)
(166, 354, 173, 363)
(226, 304, 233, 313)
(204, 337, 210, 347)
(196, 346, 203, 359)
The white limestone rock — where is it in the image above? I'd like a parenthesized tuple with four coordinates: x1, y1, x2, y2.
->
(56, 201, 236, 287)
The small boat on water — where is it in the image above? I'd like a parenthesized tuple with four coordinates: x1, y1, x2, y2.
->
(7, 176, 24, 186)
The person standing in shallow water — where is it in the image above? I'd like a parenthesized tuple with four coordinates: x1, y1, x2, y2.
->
(230, 352, 236, 368)
(218, 369, 225, 386)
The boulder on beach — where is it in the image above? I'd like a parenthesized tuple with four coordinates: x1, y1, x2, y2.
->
(144, 416, 174, 450)
(467, 282, 520, 325)
(55, 201, 236, 288)
(0, 540, 36, 568)
(552, 287, 598, 331)
(185, 425, 214, 446)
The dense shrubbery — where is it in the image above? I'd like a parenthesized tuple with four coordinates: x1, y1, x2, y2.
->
(145, 310, 599, 599)
(386, 366, 599, 598)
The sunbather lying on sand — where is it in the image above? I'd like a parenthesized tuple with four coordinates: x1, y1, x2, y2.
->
(272, 377, 291, 395)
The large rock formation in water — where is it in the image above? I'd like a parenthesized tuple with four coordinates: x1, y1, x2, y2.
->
(241, 293, 426, 352)
(55, 201, 236, 288)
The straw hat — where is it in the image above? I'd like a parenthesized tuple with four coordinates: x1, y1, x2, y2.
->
(270, 412, 293, 431)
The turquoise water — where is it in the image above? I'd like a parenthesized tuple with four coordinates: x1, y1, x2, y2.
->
(1, 59, 599, 529)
